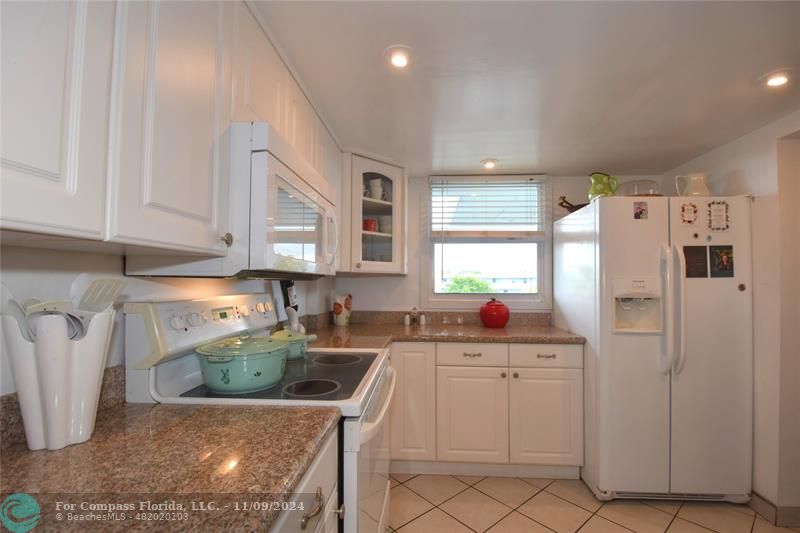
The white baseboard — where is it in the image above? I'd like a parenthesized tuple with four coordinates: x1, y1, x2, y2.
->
(390, 460, 580, 479)
(749, 492, 800, 528)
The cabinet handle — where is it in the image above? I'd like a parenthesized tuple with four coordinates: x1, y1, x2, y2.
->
(462, 352, 482, 358)
(501, 372, 507, 378)
(221, 233, 233, 247)
(513, 372, 519, 379)
(537, 353, 557, 359)
(300, 487, 324, 529)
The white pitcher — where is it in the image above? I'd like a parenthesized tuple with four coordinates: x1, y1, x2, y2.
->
(675, 173, 710, 196)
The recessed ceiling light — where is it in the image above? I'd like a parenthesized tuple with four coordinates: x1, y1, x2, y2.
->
(481, 158, 498, 169)
(385, 45, 411, 69)
(766, 73, 789, 87)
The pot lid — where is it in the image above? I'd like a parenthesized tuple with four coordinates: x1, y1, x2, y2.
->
(197, 334, 288, 357)
(270, 327, 308, 342)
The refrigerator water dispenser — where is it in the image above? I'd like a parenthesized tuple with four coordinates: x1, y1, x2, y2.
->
(612, 277, 662, 333)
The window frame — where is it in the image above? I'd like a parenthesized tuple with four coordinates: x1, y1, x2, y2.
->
(420, 175, 553, 311)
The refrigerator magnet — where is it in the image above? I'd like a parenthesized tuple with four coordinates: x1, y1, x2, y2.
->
(683, 246, 709, 278)
(708, 201, 730, 231)
(680, 203, 698, 225)
(710, 245, 734, 277)
(633, 201, 648, 220)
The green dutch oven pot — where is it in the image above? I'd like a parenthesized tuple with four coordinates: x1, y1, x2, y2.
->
(196, 333, 289, 394)
(269, 328, 318, 360)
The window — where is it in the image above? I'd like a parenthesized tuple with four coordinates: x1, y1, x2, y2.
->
(425, 176, 551, 309)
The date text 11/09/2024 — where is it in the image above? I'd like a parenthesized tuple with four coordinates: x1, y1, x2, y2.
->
(54, 500, 306, 512)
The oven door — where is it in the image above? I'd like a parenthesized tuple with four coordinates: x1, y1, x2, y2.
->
(343, 366, 396, 533)
(250, 152, 337, 276)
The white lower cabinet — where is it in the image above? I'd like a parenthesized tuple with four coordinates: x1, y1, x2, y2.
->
(271, 429, 338, 532)
(390, 343, 437, 461)
(510, 368, 583, 465)
(390, 342, 584, 468)
(436, 366, 510, 463)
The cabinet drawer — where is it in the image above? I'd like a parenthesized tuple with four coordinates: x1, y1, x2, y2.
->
(509, 344, 583, 368)
(271, 429, 338, 532)
(437, 343, 508, 367)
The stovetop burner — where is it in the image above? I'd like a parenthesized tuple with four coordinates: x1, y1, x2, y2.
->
(283, 379, 342, 397)
(180, 351, 377, 401)
(312, 353, 362, 366)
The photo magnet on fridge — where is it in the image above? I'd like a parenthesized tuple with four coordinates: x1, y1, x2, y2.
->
(710, 245, 734, 277)
(633, 201, 648, 220)
(683, 246, 709, 278)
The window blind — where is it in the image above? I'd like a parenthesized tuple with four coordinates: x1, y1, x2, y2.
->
(430, 177, 547, 241)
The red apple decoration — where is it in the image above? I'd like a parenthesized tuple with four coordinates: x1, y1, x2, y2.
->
(480, 298, 510, 328)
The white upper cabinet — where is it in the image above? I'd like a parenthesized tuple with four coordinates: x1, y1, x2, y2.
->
(0, 1, 115, 239)
(231, 4, 337, 183)
(340, 153, 406, 274)
(106, 0, 234, 255)
(231, 3, 285, 133)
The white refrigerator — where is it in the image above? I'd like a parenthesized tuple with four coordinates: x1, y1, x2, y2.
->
(554, 196, 752, 503)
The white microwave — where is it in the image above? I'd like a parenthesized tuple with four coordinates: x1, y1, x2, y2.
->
(126, 123, 338, 278)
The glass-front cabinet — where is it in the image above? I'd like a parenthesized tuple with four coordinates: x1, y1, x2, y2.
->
(341, 154, 406, 274)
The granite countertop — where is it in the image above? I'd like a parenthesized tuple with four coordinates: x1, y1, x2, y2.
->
(310, 323, 584, 349)
(0, 403, 339, 531)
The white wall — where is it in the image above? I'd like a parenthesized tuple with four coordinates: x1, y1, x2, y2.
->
(334, 174, 651, 312)
(0, 246, 331, 396)
(658, 109, 800, 507)
(776, 135, 800, 508)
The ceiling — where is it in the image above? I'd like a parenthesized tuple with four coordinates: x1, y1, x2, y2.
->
(255, 1, 800, 177)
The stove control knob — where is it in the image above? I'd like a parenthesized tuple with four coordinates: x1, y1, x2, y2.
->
(240, 306, 250, 317)
(169, 314, 186, 330)
(187, 313, 203, 327)
(256, 303, 265, 313)
(263, 301, 273, 312)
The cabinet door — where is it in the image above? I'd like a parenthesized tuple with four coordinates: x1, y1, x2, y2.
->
(510, 368, 583, 465)
(437, 366, 509, 463)
(0, 1, 115, 239)
(390, 343, 436, 461)
(350, 155, 405, 274)
(107, 1, 233, 255)
(231, 2, 285, 132)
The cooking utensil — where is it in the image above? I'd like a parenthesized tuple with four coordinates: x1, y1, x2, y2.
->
(196, 334, 289, 394)
(75, 278, 127, 313)
(270, 327, 318, 360)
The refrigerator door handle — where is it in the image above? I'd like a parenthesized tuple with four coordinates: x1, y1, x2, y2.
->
(672, 243, 688, 374)
(659, 243, 674, 374)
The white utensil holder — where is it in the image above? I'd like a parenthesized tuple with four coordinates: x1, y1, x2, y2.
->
(1, 309, 115, 450)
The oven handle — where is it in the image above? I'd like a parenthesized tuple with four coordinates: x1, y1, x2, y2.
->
(359, 367, 396, 445)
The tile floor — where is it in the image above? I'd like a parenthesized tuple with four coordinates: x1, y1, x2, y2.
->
(388, 474, 800, 533)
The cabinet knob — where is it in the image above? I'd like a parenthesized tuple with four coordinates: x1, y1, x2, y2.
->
(356, 262, 362, 268)
(221, 233, 234, 247)
(334, 503, 346, 520)
(501, 372, 507, 378)
(513, 372, 519, 379)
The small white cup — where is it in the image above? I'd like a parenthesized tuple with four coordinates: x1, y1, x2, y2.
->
(368, 179, 383, 200)
(378, 215, 392, 234)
